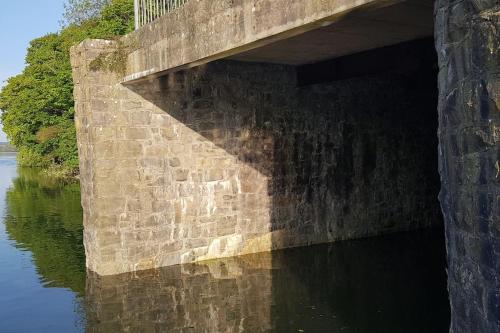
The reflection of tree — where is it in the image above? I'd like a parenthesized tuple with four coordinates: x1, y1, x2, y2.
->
(4, 167, 85, 295)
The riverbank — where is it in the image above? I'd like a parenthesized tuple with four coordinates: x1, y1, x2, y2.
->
(0, 142, 16, 153)
(41, 165, 79, 183)
(3, 145, 79, 183)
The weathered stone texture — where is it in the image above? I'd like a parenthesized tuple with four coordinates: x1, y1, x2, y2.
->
(72, 39, 441, 276)
(435, 0, 500, 331)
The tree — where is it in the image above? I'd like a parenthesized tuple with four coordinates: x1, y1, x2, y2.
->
(62, 0, 110, 26)
(0, 0, 134, 177)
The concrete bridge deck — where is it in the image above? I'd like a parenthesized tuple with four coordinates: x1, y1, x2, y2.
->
(123, 0, 434, 82)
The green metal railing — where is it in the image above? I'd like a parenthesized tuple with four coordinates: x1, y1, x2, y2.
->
(134, 0, 190, 29)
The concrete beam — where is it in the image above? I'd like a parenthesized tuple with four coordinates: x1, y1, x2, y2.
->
(123, 0, 406, 83)
(230, 0, 434, 65)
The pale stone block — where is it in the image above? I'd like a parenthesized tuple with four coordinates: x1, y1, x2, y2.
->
(125, 127, 151, 140)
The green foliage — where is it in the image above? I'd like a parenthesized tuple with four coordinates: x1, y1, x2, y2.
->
(36, 126, 61, 144)
(62, 0, 110, 26)
(17, 147, 51, 168)
(0, 0, 134, 177)
(94, 0, 135, 37)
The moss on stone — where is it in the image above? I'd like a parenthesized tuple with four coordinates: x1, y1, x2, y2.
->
(89, 38, 137, 76)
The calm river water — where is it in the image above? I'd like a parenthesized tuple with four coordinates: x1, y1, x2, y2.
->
(0, 152, 450, 332)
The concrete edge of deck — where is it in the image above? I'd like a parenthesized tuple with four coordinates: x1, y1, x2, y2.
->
(120, 0, 403, 83)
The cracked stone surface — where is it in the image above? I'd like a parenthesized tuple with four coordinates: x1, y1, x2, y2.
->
(435, 0, 500, 331)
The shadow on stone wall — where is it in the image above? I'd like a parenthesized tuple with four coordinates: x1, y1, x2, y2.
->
(125, 38, 442, 256)
(85, 230, 450, 332)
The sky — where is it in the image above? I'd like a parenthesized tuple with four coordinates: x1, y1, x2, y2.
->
(0, 0, 65, 142)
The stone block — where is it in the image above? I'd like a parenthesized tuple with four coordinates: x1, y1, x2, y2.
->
(207, 169, 224, 181)
(161, 241, 183, 252)
(175, 169, 189, 181)
(169, 157, 181, 167)
(160, 127, 178, 140)
(125, 128, 151, 140)
(129, 111, 152, 125)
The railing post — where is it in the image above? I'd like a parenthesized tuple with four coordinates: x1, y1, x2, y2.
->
(135, 0, 191, 29)
(134, 0, 140, 30)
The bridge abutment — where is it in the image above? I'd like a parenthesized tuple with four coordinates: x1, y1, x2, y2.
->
(72, 39, 442, 276)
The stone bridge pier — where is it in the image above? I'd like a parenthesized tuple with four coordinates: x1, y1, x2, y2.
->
(71, 0, 499, 331)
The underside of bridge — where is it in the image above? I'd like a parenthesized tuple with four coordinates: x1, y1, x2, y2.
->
(71, 0, 499, 331)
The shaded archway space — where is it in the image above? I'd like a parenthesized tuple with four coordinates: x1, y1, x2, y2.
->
(268, 37, 444, 245)
(264, 37, 450, 331)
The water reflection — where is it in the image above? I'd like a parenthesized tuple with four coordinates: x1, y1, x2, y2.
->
(1, 158, 449, 332)
(85, 231, 449, 333)
(4, 167, 85, 293)
(0, 154, 84, 333)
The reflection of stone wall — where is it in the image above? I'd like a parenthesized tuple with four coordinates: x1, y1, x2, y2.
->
(85, 231, 449, 333)
(71, 40, 441, 275)
(435, 1, 500, 332)
(85, 256, 273, 333)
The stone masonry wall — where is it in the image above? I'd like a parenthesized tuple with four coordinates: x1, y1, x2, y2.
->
(435, 0, 500, 332)
(71, 39, 441, 276)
